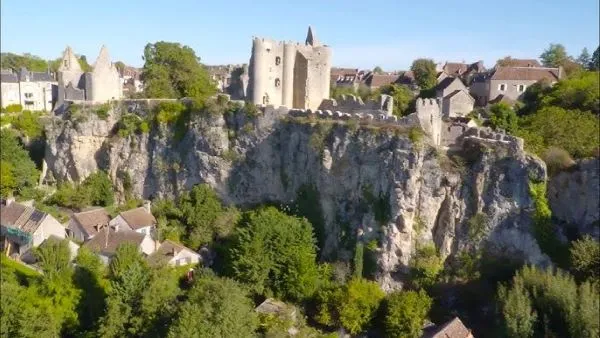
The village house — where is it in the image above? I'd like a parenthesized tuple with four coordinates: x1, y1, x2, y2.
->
(469, 66, 562, 106)
(0, 199, 66, 260)
(434, 77, 475, 118)
(82, 227, 158, 264)
(152, 240, 202, 267)
(109, 202, 157, 238)
(442, 61, 486, 80)
(422, 317, 474, 338)
(68, 208, 111, 242)
(0, 67, 57, 111)
(495, 58, 542, 68)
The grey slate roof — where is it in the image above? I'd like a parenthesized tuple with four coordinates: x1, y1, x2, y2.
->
(0, 202, 48, 234)
(0, 72, 18, 83)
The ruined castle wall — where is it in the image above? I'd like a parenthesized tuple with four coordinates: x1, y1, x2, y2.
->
(416, 98, 442, 145)
(299, 45, 331, 111)
(318, 94, 393, 117)
(282, 43, 296, 107)
(89, 67, 122, 102)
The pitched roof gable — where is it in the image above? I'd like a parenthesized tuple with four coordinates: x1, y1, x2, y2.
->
(119, 207, 156, 230)
(423, 317, 472, 338)
(72, 208, 111, 237)
(445, 89, 474, 102)
(83, 228, 145, 256)
(436, 76, 466, 91)
(490, 66, 560, 82)
(0, 202, 49, 234)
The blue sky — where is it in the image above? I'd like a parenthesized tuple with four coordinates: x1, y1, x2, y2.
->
(2, 0, 598, 70)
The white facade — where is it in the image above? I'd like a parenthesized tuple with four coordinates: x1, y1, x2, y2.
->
(168, 247, 201, 266)
(31, 215, 67, 247)
(109, 215, 155, 238)
(1, 82, 20, 107)
(1, 70, 56, 111)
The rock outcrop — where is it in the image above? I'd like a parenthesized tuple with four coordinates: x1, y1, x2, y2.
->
(43, 102, 551, 291)
(548, 158, 600, 239)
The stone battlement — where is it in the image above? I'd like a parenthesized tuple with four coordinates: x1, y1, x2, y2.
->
(461, 127, 524, 151)
(318, 94, 393, 117)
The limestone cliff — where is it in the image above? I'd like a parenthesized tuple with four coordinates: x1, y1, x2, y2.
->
(548, 158, 600, 239)
(43, 103, 551, 290)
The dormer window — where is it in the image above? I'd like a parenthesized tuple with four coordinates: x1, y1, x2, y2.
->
(275, 56, 281, 65)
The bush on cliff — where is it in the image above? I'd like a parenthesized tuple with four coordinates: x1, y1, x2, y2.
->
(0, 129, 39, 197)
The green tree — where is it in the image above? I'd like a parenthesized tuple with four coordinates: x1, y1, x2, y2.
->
(73, 246, 108, 333)
(0, 129, 39, 197)
(570, 236, 600, 283)
(167, 270, 258, 338)
(230, 207, 319, 301)
(589, 46, 599, 70)
(540, 43, 569, 68)
(499, 265, 600, 338)
(317, 278, 385, 334)
(0, 52, 49, 72)
(489, 102, 519, 133)
(142, 41, 216, 101)
(114, 61, 126, 75)
(353, 243, 364, 278)
(78, 55, 92, 72)
(373, 66, 384, 74)
(374, 84, 415, 117)
(539, 71, 599, 115)
(517, 106, 599, 158)
(577, 48, 591, 67)
(498, 279, 537, 338)
(409, 244, 443, 290)
(383, 290, 432, 338)
(81, 170, 115, 206)
(497, 56, 521, 67)
(410, 58, 437, 90)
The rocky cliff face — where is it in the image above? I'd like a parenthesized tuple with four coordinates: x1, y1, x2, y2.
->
(44, 103, 550, 290)
(548, 158, 600, 239)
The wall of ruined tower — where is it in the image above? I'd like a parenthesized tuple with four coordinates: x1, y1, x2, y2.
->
(298, 44, 331, 111)
(461, 127, 525, 151)
(319, 94, 393, 117)
(415, 98, 443, 146)
(88, 67, 122, 102)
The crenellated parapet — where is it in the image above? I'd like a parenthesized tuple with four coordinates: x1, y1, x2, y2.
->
(318, 94, 394, 117)
(460, 126, 525, 151)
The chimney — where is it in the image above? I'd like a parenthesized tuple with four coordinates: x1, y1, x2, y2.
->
(5, 197, 15, 206)
(143, 200, 151, 214)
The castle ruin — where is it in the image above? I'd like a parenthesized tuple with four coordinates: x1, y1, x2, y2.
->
(56, 45, 123, 109)
(247, 26, 332, 111)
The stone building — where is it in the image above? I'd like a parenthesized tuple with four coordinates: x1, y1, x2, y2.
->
(206, 64, 249, 100)
(0, 68, 57, 111)
(56, 45, 123, 108)
(470, 66, 562, 106)
(248, 26, 332, 110)
(435, 77, 475, 118)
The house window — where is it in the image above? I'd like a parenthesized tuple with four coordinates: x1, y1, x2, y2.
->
(24, 93, 33, 98)
(275, 56, 281, 65)
(140, 228, 146, 235)
(274, 78, 281, 88)
(518, 84, 526, 92)
(498, 84, 507, 91)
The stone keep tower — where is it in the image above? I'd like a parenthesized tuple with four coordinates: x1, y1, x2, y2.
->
(248, 26, 332, 110)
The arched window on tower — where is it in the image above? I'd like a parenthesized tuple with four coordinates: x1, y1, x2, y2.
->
(275, 78, 281, 88)
(275, 56, 281, 65)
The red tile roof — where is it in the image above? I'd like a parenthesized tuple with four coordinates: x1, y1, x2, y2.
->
(72, 208, 111, 237)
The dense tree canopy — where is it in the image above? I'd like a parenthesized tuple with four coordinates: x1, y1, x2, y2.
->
(489, 103, 519, 133)
(167, 270, 258, 338)
(410, 58, 437, 90)
(383, 290, 433, 338)
(498, 265, 599, 338)
(0, 129, 39, 197)
(540, 43, 569, 68)
(373, 83, 415, 117)
(230, 207, 319, 301)
(142, 41, 216, 101)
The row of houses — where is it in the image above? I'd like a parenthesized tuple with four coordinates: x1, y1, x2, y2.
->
(331, 59, 562, 114)
(0, 198, 201, 267)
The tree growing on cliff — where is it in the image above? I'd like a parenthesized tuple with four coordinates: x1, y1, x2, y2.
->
(410, 59, 437, 90)
(383, 290, 433, 338)
(229, 207, 319, 301)
(141, 41, 216, 101)
(0, 129, 39, 197)
(373, 84, 415, 117)
(489, 103, 519, 133)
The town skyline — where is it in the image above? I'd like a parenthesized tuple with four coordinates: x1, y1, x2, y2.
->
(2, 0, 599, 70)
